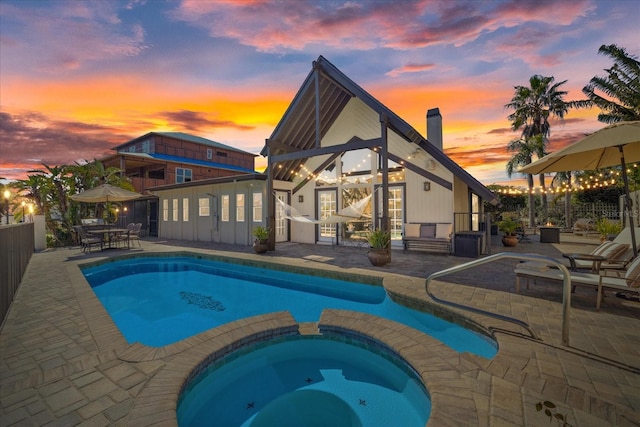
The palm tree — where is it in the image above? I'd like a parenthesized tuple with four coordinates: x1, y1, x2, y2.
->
(505, 75, 572, 226)
(506, 135, 544, 226)
(550, 171, 573, 229)
(576, 44, 640, 124)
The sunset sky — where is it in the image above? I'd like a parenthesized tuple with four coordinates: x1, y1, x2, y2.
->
(1, 0, 638, 187)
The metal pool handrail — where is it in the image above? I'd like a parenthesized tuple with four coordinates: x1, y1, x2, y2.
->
(425, 253, 572, 346)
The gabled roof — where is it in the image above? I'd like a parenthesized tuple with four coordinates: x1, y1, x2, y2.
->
(114, 132, 255, 156)
(263, 55, 497, 204)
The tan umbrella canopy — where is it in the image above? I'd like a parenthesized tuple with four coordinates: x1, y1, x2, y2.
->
(519, 121, 640, 255)
(519, 121, 640, 174)
(70, 183, 142, 203)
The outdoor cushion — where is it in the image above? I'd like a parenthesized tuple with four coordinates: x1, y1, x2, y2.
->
(600, 243, 630, 261)
(435, 223, 453, 239)
(404, 223, 421, 238)
(592, 241, 614, 256)
(624, 257, 640, 287)
(420, 225, 436, 238)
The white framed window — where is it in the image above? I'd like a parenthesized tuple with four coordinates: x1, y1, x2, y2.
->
(253, 192, 262, 222)
(176, 167, 192, 183)
(236, 194, 245, 222)
(221, 195, 229, 222)
(142, 139, 151, 153)
(206, 148, 213, 159)
(162, 199, 169, 221)
(182, 198, 189, 222)
(199, 198, 210, 216)
(172, 199, 179, 221)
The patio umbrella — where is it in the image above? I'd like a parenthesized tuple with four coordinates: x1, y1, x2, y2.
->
(519, 120, 640, 255)
(70, 184, 142, 203)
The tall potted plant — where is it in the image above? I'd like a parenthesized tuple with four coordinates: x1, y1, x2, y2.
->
(367, 228, 391, 266)
(498, 217, 519, 247)
(252, 226, 270, 254)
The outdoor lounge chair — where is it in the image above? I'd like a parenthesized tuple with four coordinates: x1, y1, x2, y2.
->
(514, 256, 640, 309)
(558, 226, 640, 270)
(572, 218, 598, 236)
(559, 241, 630, 271)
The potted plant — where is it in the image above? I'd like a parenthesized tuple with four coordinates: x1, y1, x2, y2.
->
(498, 217, 519, 247)
(367, 228, 391, 266)
(252, 226, 270, 254)
(595, 218, 622, 242)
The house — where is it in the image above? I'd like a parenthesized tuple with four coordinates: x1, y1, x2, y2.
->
(99, 132, 256, 236)
(149, 56, 498, 253)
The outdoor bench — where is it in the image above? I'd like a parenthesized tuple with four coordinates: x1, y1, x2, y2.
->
(402, 223, 452, 254)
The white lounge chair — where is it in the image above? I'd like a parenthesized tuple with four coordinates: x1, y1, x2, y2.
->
(514, 256, 640, 309)
(558, 226, 640, 270)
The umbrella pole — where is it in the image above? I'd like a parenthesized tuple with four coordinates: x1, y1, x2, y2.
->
(619, 146, 638, 257)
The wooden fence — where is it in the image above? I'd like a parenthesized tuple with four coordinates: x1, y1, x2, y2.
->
(0, 223, 34, 325)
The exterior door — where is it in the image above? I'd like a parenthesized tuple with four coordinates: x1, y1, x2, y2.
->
(389, 186, 404, 245)
(148, 200, 158, 237)
(274, 191, 289, 243)
(377, 185, 404, 247)
(317, 189, 337, 243)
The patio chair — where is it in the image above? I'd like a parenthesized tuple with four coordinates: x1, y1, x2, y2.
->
(516, 220, 531, 243)
(76, 225, 103, 253)
(128, 223, 143, 247)
(514, 256, 640, 309)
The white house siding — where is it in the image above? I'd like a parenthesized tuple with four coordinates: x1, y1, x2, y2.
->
(453, 176, 471, 214)
(154, 180, 267, 246)
(283, 97, 457, 243)
(404, 168, 454, 223)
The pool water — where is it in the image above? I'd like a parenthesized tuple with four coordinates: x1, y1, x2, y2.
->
(176, 337, 431, 427)
(82, 256, 497, 357)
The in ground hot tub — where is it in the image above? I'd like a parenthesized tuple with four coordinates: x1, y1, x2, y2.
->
(177, 336, 431, 427)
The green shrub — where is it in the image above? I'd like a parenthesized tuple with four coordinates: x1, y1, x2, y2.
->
(367, 228, 390, 249)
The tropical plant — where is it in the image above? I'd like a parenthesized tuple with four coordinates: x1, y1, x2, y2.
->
(22, 164, 75, 245)
(367, 228, 390, 249)
(13, 159, 128, 246)
(576, 44, 640, 124)
(505, 74, 573, 226)
(595, 218, 622, 240)
(252, 226, 270, 241)
(497, 217, 520, 236)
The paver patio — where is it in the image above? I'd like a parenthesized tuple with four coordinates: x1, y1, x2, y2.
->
(1, 233, 638, 426)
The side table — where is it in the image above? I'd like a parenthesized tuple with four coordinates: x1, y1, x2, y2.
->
(539, 226, 560, 243)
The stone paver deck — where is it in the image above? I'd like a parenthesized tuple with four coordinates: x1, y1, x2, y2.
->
(1, 233, 639, 426)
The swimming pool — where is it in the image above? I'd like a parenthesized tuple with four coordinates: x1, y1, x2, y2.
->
(81, 253, 497, 357)
(177, 336, 431, 427)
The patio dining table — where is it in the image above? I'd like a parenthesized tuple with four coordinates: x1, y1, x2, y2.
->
(86, 228, 130, 250)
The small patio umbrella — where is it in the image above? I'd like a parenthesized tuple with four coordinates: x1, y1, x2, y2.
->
(519, 121, 640, 255)
(70, 184, 142, 203)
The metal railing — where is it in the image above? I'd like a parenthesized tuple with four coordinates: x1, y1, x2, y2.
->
(426, 252, 573, 346)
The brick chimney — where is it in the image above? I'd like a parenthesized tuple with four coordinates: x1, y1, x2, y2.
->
(426, 108, 443, 151)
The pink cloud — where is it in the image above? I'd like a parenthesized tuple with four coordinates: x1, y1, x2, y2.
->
(386, 63, 437, 77)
